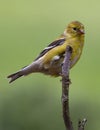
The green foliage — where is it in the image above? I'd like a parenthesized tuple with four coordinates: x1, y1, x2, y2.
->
(0, 0, 100, 130)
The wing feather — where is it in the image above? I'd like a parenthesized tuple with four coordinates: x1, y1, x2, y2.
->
(35, 38, 65, 60)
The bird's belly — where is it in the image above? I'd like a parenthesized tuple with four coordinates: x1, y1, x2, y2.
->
(70, 48, 81, 68)
(43, 56, 64, 76)
(42, 48, 82, 76)
(70, 55, 80, 68)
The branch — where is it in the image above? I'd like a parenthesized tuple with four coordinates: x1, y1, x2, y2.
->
(61, 46, 87, 130)
(78, 118, 87, 130)
(61, 46, 73, 130)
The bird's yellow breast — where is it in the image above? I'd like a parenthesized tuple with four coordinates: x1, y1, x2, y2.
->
(68, 36, 84, 67)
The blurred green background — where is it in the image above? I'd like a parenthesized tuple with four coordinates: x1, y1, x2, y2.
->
(0, 0, 100, 130)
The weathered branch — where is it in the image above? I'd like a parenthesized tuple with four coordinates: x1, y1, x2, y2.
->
(61, 46, 73, 130)
(78, 118, 87, 130)
(61, 46, 87, 130)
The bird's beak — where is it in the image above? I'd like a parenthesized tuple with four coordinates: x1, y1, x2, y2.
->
(79, 29, 85, 34)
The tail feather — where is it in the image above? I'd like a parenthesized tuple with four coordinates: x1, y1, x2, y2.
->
(7, 60, 41, 83)
(7, 71, 23, 83)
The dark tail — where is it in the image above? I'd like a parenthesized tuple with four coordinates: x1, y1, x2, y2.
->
(7, 61, 40, 83)
(7, 71, 23, 83)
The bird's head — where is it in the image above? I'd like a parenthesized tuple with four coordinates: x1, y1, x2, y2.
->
(64, 21, 85, 38)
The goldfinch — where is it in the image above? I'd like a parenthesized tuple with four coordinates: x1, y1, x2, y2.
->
(7, 21, 85, 83)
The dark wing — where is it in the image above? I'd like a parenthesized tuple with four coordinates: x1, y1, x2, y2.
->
(34, 38, 66, 61)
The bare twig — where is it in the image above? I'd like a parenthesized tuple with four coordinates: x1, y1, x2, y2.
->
(61, 46, 73, 130)
(78, 118, 87, 130)
(61, 45, 87, 130)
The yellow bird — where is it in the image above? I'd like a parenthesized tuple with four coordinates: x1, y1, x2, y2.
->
(7, 21, 85, 83)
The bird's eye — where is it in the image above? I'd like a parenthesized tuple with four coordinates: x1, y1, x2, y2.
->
(73, 27, 77, 31)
